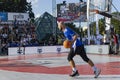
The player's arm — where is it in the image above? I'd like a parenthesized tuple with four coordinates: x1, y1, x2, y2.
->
(71, 34, 77, 44)
(73, 34, 78, 42)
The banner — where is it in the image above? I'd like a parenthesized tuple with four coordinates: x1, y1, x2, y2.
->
(0, 12, 7, 21)
(8, 45, 109, 56)
(8, 12, 29, 21)
(57, 2, 87, 22)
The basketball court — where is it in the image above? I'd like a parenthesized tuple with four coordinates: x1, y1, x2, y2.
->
(0, 53, 119, 80)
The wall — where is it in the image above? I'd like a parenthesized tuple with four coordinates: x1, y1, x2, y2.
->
(8, 45, 109, 56)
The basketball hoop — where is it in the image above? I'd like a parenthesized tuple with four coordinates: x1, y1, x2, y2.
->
(90, 9, 99, 14)
(94, 10, 99, 14)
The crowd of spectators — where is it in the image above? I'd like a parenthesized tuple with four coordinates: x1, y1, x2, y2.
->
(82, 32, 119, 55)
(0, 21, 39, 55)
(0, 20, 119, 55)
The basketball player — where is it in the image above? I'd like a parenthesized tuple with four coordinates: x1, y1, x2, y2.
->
(58, 21, 101, 78)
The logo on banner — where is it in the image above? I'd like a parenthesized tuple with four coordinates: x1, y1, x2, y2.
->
(17, 48, 22, 54)
(37, 48, 42, 54)
(57, 47, 61, 53)
(98, 48, 102, 53)
(13, 14, 24, 19)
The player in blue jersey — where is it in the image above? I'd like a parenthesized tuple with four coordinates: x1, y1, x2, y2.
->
(58, 21, 101, 78)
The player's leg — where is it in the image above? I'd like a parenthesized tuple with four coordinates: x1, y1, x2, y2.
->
(76, 45, 101, 78)
(67, 48, 79, 77)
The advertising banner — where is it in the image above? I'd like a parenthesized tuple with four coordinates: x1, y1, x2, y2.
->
(8, 45, 109, 56)
(8, 12, 29, 21)
(57, 2, 87, 22)
(0, 12, 7, 21)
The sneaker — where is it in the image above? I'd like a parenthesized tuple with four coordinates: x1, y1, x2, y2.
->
(94, 69, 101, 78)
(69, 70, 79, 77)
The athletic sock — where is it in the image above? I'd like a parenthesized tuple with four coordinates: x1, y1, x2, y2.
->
(92, 66, 97, 72)
(72, 67, 77, 72)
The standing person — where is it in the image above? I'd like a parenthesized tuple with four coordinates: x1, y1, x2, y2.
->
(112, 33, 119, 54)
(20, 36, 26, 55)
(58, 21, 101, 78)
(103, 31, 110, 45)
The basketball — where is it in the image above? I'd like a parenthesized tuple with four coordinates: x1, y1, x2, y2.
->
(63, 40, 71, 48)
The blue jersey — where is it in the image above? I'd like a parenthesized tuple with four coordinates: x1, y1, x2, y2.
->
(63, 27, 83, 47)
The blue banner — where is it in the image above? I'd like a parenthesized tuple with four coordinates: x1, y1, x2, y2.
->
(0, 12, 7, 21)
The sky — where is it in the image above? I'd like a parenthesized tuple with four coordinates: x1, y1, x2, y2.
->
(27, 0, 120, 18)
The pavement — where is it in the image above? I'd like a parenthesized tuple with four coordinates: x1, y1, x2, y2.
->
(0, 53, 120, 80)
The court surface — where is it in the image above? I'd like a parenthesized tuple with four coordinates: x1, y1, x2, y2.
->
(0, 53, 120, 80)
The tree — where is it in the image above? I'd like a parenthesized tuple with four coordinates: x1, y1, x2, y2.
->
(0, 0, 35, 20)
(27, 2, 35, 22)
(88, 12, 120, 35)
(111, 12, 120, 34)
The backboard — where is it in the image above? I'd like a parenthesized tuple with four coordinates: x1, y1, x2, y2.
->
(89, 0, 107, 15)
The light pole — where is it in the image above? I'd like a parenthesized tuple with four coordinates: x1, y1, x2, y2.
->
(87, 0, 90, 44)
(52, 0, 57, 44)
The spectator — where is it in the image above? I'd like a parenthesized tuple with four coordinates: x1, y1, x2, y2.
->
(112, 33, 119, 55)
(103, 31, 110, 45)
